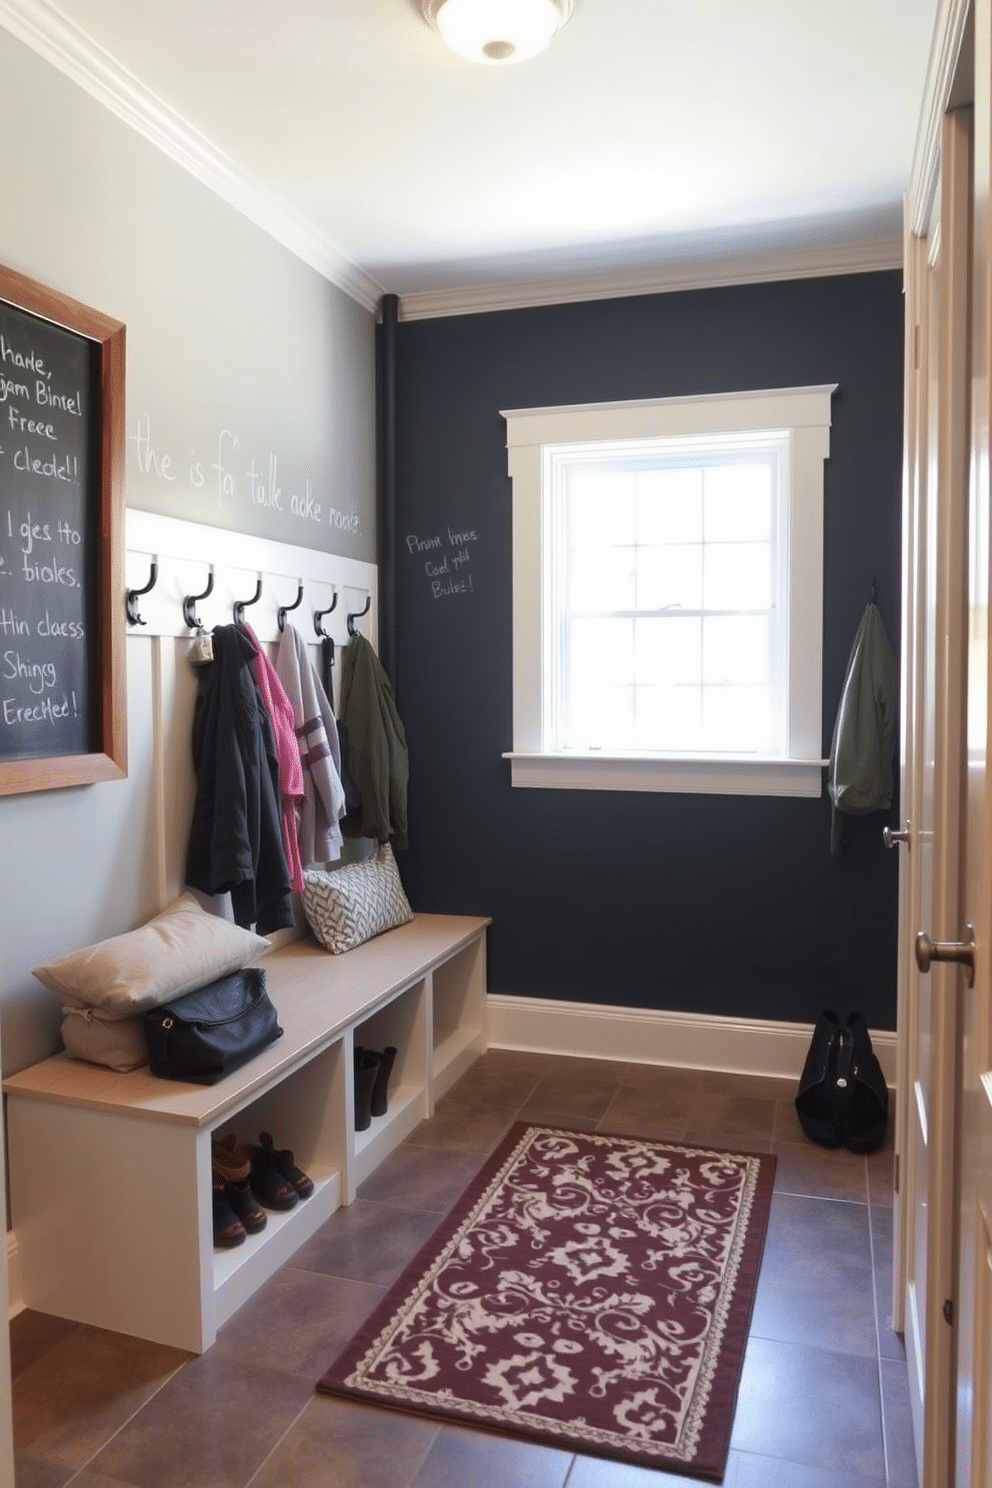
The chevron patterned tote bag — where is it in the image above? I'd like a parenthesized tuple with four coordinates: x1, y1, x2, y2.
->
(303, 845, 413, 954)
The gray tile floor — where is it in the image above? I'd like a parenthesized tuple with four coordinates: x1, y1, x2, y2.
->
(10, 1051, 918, 1487)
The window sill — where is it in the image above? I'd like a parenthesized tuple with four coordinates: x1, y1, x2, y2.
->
(502, 752, 828, 797)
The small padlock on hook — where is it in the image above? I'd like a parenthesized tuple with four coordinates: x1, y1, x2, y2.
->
(184, 565, 215, 664)
(190, 624, 214, 666)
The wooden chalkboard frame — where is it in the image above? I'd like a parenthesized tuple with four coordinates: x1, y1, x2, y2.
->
(0, 265, 126, 796)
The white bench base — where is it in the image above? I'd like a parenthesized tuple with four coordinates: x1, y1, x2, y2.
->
(3, 913, 489, 1353)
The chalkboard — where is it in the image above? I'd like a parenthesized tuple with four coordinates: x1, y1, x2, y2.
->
(0, 265, 126, 796)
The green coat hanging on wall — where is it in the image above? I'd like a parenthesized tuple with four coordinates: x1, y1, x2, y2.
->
(827, 601, 898, 855)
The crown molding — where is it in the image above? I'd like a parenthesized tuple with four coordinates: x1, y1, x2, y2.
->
(0, 0, 909, 325)
(907, 0, 971, 237)
(0, 0, 385, 314)
(396, 236, 904, 321)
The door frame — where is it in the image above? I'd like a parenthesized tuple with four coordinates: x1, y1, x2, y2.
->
(900, 4, 976, 1485)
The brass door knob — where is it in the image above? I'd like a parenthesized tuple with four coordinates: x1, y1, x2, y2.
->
(915, 926, 975, 986)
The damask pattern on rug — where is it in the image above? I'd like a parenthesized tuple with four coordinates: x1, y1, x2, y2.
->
(319, 1123, 775, 1479)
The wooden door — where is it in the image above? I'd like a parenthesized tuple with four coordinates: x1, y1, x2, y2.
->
(955, 4, 992, 1477)
(898, 102, 973, 1488)
(896, 205, 937, 1479)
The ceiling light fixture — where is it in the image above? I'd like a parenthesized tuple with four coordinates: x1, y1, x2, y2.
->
(421, 0, 574, 65)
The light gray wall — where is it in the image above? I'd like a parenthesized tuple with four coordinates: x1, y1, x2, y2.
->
(0, 29, 377, 1074)
(0, 29, 375, 558)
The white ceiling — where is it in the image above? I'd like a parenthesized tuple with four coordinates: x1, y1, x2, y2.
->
(1, 0, 941, 317)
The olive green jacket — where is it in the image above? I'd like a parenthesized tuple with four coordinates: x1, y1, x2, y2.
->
(339, 632, 409, 850)
(827, 603, 897, 855)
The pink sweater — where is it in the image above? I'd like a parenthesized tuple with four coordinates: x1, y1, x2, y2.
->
(239, 620, 306, 892)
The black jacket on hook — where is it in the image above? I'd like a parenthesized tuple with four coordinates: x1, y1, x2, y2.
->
(185, 623, 294, 934)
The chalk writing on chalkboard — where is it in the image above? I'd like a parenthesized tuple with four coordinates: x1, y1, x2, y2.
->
(0, 263, 126, 797)
(405, 525, 478, 600)
(0, 303, 100, 760)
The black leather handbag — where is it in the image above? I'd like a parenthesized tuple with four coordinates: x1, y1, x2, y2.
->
(144, 967, 282, 1084)
(795, 1009, 889, 1153)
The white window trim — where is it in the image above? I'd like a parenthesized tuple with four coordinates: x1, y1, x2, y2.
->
(502, 385, 837, 796)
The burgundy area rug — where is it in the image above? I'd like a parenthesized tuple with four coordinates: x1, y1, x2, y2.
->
(318, 1122, 776, 1481)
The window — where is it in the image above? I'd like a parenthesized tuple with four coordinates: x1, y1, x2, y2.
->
(503, 385, 836, 796)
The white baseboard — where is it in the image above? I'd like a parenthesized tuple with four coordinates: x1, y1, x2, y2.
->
(486, 994, 898, 1088)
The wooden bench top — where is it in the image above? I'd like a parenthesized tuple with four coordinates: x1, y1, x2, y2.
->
(3, 913, 490, 1128)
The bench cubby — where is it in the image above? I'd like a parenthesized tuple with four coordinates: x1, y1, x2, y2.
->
(3, 912, 489, 1353)
(432, 933, 488, 1097)
(352, 974, 431, 1185)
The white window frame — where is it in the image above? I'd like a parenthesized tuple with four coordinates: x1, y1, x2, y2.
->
(502, 385, 836, 796)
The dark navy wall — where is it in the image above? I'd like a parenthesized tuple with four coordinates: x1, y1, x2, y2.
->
(390, 272, 904, 1029)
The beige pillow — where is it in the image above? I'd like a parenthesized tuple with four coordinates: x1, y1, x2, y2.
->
(61, 1007, 149, 1072)
(34, 892, 269, 1019)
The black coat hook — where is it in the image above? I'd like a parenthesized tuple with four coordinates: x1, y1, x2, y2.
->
(278, 580, 305, 632)
(314, 590, 338, 638)
(183, 566, 214, 629)
(233, 577, 263, 624)
(347, 594, 371, 637)
(126, 557, 158, 626)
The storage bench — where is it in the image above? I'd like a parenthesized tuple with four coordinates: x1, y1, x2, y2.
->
(3, 912, 489, 1353)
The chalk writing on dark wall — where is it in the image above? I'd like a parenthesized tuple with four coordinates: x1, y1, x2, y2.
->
(0, 300, 99, 761)
(405, 525, 478, 600)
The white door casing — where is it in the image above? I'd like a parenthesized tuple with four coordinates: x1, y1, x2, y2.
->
(898, 97, 972, 1488)
(901, 0, 992, 1478)
(955, 2, 992, 1477)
